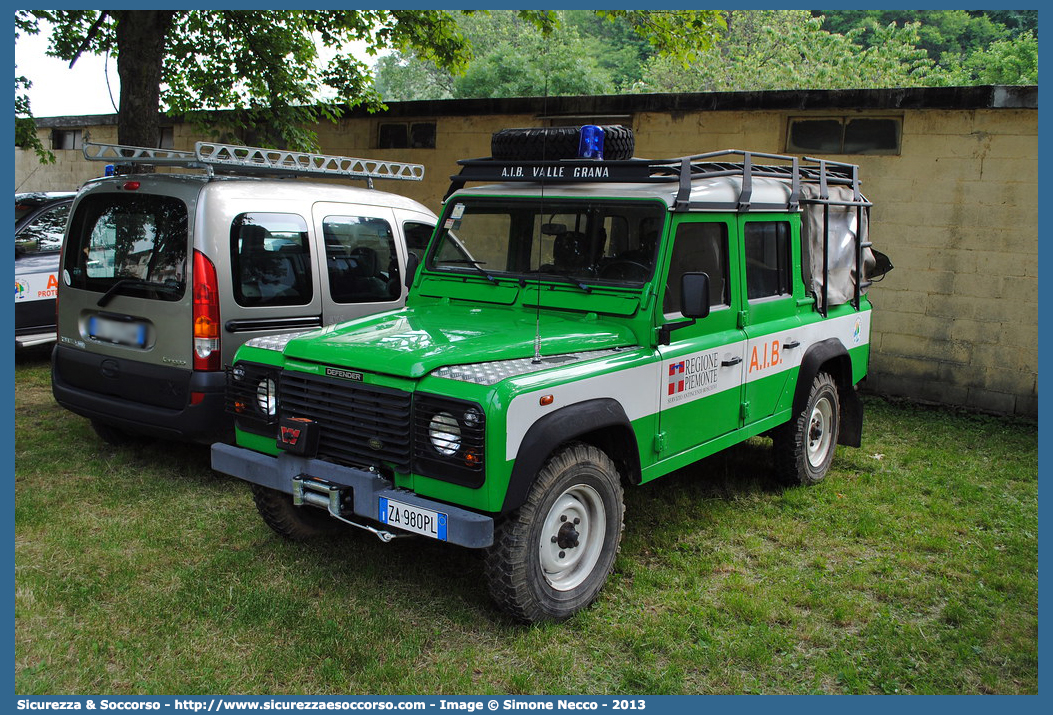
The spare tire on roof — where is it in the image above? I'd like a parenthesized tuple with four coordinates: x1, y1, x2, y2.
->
(490, 126, 634, 161)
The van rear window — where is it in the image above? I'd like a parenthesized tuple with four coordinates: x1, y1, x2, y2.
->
(65, 193, 189, 301)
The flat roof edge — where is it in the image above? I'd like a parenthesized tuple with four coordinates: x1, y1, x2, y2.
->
(31, 86, 1036, 126)
(361, 85, 1038, 118)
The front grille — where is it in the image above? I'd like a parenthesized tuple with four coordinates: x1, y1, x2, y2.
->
(279, 371, 412, 471)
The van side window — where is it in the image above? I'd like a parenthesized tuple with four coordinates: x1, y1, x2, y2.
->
(663, 221, 729, 315)
(744, 221, 792, 300)
(231, 213, 312, 307)
(403, 221, 435, 260)
(322, 216, 401, 304)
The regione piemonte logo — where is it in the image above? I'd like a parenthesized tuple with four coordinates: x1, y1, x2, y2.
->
(668, 361, 686, 395)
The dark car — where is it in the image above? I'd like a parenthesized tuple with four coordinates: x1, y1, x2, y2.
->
(16, 191, 75, 348)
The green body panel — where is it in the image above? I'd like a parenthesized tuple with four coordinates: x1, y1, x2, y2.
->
(279, 298, 638, 379)
(229, 190, 875, 516)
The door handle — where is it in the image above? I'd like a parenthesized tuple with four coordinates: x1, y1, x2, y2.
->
(782, 340, 800, 350)
(721, 356, 742, 367)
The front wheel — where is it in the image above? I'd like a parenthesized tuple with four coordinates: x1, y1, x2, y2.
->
(772, 372, 841, 485)
(251, 485, 347, 540)
(484, 443, 625, 623)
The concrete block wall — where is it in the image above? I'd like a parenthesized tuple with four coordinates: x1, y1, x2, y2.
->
(16, 88, 1037, 416)
(857, 109, 1037, 416)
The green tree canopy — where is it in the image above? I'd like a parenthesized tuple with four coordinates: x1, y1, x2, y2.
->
(374, 10, 725, 101)
(16, 9, 483, 152)
(17, 9, 724, 158)
(934, 30, 1038, 86)
(636, 11, 935, 93)
(815, 10, 1012, 60)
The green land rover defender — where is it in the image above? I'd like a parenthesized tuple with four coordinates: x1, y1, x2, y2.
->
(211, 126, 891, 622)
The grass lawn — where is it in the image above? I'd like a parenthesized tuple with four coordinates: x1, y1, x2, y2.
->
(14, 347, 1038, 694)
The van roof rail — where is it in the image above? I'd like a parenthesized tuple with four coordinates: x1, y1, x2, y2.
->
(82, 139, 424, 183)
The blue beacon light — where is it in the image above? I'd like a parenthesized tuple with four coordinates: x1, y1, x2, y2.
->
(577, 125, 606, 160)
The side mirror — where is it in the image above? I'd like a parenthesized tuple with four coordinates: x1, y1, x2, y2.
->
(404, 251, 420, 288)
(658, 272, 711, 345)
(680, 272, 711, 319)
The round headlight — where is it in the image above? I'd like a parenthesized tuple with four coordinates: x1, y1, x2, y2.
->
(256, 377, 277, 417)
(428, 411, 461, 456)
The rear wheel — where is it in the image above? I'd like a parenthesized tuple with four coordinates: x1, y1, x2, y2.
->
(773, 372, 841, 485)
(484, 443, 624, 623)
(90, 419, 147, 446)
(251, 485, 346, 540)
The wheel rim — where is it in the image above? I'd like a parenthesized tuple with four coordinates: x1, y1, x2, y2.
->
(806, 395, 835, 468)
(538, 484, 606, 592)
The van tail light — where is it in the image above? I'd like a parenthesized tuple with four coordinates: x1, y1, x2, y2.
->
(192, 250, 221, 371)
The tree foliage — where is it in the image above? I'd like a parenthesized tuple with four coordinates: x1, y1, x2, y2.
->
(812, 10, 1038, 88)
(636, 11, 936, 93)
(815, 10, 1012, 60)
(17, 9, 480, 151)
(934, 31, 1038, 86)
(374, 10, 725, 101)
(15, 11, 54, 163)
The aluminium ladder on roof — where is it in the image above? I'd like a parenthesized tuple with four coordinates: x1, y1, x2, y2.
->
(82, 139, 425, 183)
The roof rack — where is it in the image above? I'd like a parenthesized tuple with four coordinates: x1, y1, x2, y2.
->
(82, 139, 424, 184)
(445, 149, 864, 212)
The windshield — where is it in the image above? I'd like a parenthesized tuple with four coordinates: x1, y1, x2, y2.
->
(64, 193, 189, 301)
(429, 198, 666, 286)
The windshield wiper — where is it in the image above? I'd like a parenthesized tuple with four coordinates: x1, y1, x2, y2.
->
(524, 270, 592, 294)
(97, 278, 183, 307)
(440, 259, 497, 284)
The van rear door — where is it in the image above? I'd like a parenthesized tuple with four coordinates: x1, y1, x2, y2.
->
(56, 188, 196, 410)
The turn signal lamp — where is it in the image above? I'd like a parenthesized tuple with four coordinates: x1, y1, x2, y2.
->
(192, 250, 221, 371)
(577, 125, 606, 159)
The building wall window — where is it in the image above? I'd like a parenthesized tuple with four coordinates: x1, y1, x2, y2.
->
(787, 116, 901, 155)
(377, 122, 436, 149)
(51, 129, 82, 150)
(158, 127, 174, 149)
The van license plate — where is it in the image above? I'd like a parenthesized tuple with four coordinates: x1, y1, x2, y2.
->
(89, 316, 147, 348)
(378, 497, 447, 541)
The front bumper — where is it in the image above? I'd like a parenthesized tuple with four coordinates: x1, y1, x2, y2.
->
(211, 443, 494, 548)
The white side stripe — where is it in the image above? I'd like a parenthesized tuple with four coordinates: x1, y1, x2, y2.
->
(504, 310, 869, 461)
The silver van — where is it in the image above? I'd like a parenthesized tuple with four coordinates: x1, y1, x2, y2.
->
(52, 141, 436, 444)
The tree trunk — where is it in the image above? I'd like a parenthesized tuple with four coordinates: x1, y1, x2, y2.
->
(114, 11, 175, 152)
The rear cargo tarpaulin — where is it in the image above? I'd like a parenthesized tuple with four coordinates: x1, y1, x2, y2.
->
(800, 183, 884, 311)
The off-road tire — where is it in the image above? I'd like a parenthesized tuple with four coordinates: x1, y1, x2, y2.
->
(251, 485, 346, 540)
(772, 372, 841, 486)
(490, 126, 635, 161)
(484, 442, 625, 623)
